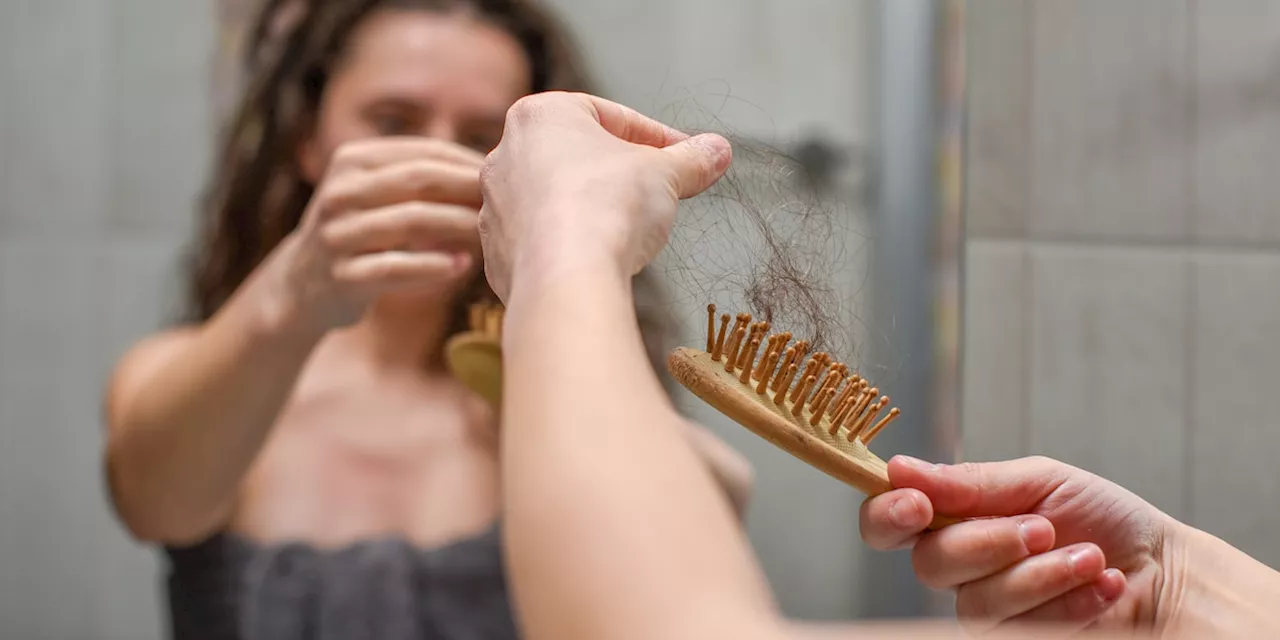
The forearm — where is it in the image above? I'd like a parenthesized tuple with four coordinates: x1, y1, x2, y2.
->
(1161, 524, 1280, 638)
(686, 424, 754, 519)
(500, 251, 778, 640)
(107, 265, 324, 544)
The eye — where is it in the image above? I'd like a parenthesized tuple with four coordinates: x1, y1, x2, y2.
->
(460, 131, 502, 153)
(371, 113, 414, 136)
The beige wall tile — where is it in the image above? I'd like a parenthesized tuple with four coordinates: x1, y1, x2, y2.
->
(1030, 0, 1192, 242)
(961, 240, 1029, 462)
(1191, 252, 1280, 567)
(965, 0, 1031, 238)
(1028, 244, 1189, 519)
(1194, 0, 1280, 246)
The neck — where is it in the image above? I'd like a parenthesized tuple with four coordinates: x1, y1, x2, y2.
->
(342, 294, 459, 371)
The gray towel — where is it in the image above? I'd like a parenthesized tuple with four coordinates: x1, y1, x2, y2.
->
(163, 525, 518, 640)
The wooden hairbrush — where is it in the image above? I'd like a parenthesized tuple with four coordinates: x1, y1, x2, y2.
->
(667, 304, 953, 529)
(444, 302, 504, 407)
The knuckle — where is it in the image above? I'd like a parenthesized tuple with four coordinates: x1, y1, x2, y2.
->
(331, 141, 371, 169)
(1060, 589, 1097, 621)
(316, 179, 359, 216)
(954, 584, 992, 621)
(404, 161, 445, 193)
(479, 157, 499, 189)
(317, 221, 345, 250)
(910, 544, 946, 590)
(506, 92, 562, 127)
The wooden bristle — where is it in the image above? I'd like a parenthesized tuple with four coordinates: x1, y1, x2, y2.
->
(810, 365, 843, 410)
(850, 386, 878, 424)
(834, 382, 869, 432)
(832, 377, 861, 414)
(772, 363, 799, 405)
(723, 327, 747, 372)
(862, 408, 901, 445)
(737, 323, 764, 369)
(848, 397, 889, 441)
(738, 336, 762, 384)
(706, 304, 717, 352)
(809, 388, 835, 426)
(829, 396, 855, 435)
(712, 314, 730, 361)
(791, 376, 817, 417)
(752, 334, 781, 381)
(755, 351, 779, 394)
(796, 341, 811, 357)
(790, 357, 824, 403)
(771, 347, 800, 392)
(485, 309, 502, 338)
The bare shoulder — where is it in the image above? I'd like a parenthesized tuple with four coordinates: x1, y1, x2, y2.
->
(104, 327, 201, 429)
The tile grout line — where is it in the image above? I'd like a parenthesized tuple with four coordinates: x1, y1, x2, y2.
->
(1019, 0, 1036, 459)
(1181, 0, 1199, 527)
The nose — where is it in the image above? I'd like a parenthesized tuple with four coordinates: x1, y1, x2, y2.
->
(425, 117, 460, 146)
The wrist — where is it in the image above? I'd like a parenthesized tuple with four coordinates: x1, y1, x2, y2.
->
(248, 235, 332, 346)
(510, 238, 629, 297)
(1158, 522, 1280, 637)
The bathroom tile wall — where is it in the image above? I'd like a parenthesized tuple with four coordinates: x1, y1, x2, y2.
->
(965, 0, 1280, 568)
(0, 0, 876, 635)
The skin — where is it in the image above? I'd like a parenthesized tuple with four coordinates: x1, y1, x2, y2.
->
(478, 90, 1280, 640)
(104, 9, 751, 552)
(861, 456, 1280, 638)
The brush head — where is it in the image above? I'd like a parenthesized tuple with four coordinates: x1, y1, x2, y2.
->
(668, 346, 892, 495)
(666, 304, 954, 528)
(444, 302, 504, 408)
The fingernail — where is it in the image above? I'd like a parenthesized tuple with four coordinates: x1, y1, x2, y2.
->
(1097, 568, 1126, 602)
(1016, 516, 1052, 551)
(897, 455, 938, 472)
(691, 134, 732, 171)
(888, 495, 918, 529)
(1068, 546, 1098, 577)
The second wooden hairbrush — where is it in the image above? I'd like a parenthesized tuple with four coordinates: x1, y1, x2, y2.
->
(667, 304, 953, 529)
(444, 302, 504, 408)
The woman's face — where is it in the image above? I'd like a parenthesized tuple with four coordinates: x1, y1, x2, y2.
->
(299, 9, 532, 182)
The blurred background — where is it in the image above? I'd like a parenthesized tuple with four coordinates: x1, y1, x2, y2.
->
(0, 0, 1277, 638)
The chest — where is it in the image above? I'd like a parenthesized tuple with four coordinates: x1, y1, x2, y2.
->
(231, 373, 501, 546)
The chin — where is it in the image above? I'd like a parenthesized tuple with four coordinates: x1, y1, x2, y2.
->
(378, 288, 454, 313)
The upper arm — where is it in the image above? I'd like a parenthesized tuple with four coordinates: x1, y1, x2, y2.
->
(103, 328, 200, 436)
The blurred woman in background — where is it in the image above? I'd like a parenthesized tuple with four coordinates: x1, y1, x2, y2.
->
(102, 1, 752, 638)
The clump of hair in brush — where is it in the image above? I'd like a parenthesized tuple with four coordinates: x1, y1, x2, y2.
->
(661, 124, 865, 361)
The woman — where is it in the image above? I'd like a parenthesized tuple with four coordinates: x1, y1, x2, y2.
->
(476, 90, 1280, 639)
(103, 2, 751, 638)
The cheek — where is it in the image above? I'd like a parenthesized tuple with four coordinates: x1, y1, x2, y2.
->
(305, 105, 379, 178)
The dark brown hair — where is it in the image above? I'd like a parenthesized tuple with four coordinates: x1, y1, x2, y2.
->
(188, 0, 675, 373)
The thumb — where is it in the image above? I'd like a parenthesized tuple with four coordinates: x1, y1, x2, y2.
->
(661, 133, 733, 199)
(886, 455, 1073, 519)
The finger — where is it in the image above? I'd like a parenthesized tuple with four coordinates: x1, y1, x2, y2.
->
(331, 137, 486, 171)
(996, 568, 1126, 635)
(860, 489, 933, 551)
(321, 202, 478, 255)
(320, 160, 482, 215)
(579, 94, 691, 149)
(955, 543, 1108, 630)
(912, 515, 1056, 590)
(661, 134, 733, 199)
(333, 251, 471, 289)
(887, 455, 1073, 519)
